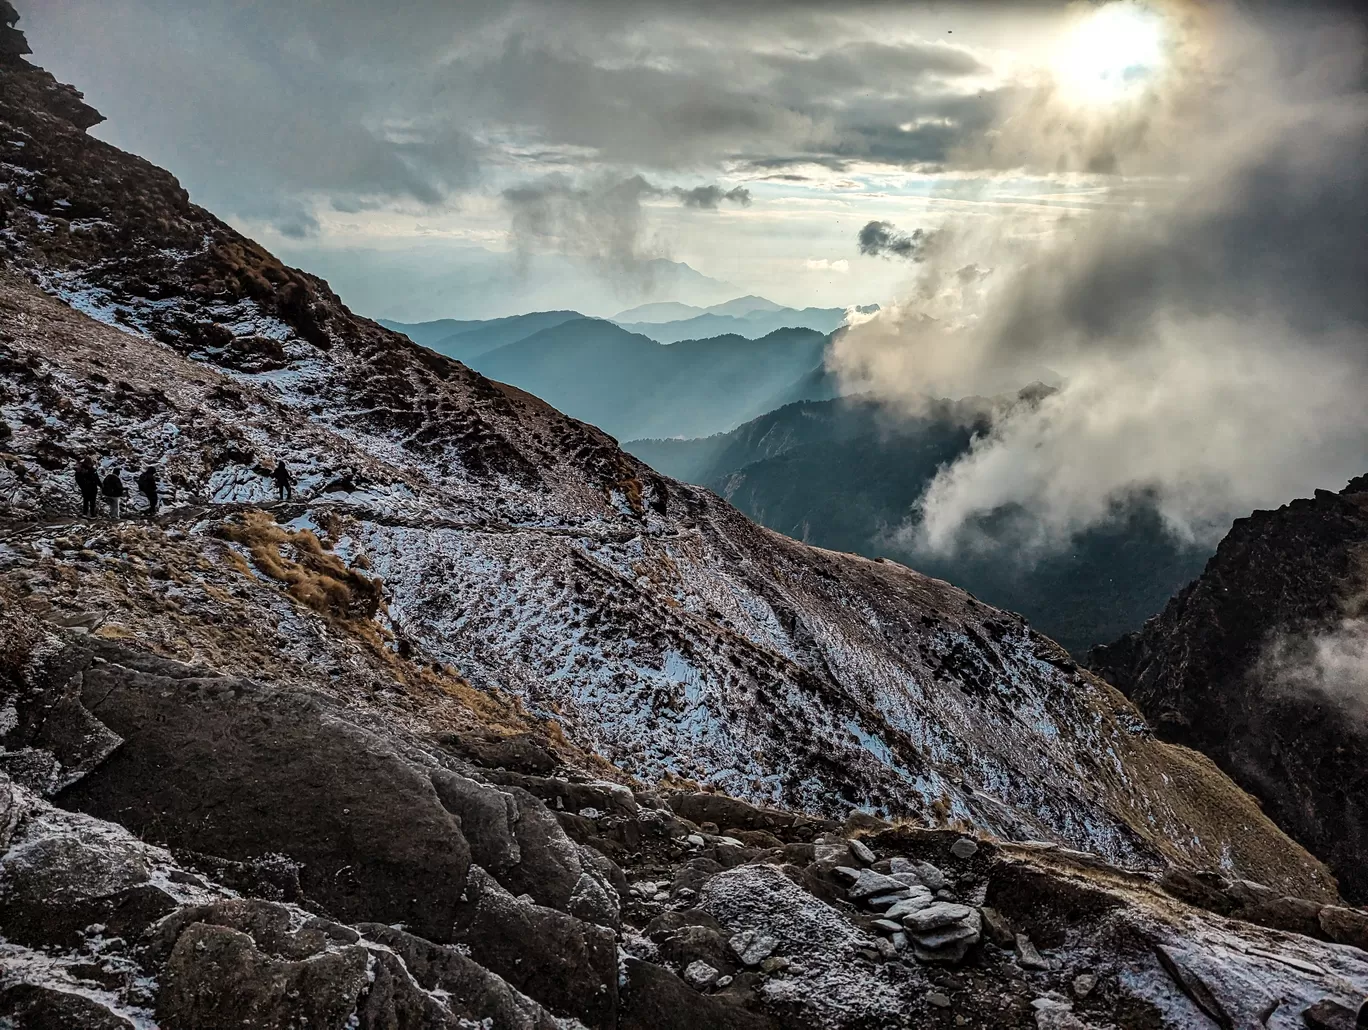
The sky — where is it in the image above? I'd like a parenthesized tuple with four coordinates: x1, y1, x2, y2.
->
(21, 0, 1368, 555)
(25, 0, 1149, 318)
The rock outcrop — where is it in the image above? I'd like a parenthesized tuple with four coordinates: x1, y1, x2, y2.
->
(1091, 478, 1368, 901)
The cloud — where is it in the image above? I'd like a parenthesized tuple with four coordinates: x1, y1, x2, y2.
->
(829, 1, 1368, 555)
(1257, 619, 1368, 721)
(857, 221, 938, 260)
(24, 0, 1005, 238)
(670, 185, 753, 209)
(805, 258, 850, 272)
(501, 174, 752, 288)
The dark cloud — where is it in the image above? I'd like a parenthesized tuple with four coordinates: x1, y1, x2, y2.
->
(670, 185, 753, 208)
(857, 221, 937, 260)
(23, 0, 1005, 234)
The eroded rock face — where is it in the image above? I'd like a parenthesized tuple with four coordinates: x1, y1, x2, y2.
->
(1090, 479, 1368, 901)
(58, 649, 473, 942)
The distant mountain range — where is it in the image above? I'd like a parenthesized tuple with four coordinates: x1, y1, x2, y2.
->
(628, 394, 1213, 652)
(383, 294, 877, 354)
(467, 319, 832, 440)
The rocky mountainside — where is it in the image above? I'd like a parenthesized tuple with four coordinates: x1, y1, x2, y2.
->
(1090, 477, 1368, 904)
(1, 13, 1367, 1027)
(628, 396, 1211, 652)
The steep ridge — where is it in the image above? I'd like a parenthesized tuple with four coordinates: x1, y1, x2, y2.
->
(382, 311, 586, 363)
(1090, 478, 1368, 902)
(2, 18, 1368, 1028)
(0, 23, 1339, 895)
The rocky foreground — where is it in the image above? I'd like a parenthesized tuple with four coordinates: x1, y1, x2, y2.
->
(1, 4, 1367, 1027)
(5, 604, 1368, 1029)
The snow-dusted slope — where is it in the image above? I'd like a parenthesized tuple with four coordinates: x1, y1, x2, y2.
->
(0, 50, 1334, 899)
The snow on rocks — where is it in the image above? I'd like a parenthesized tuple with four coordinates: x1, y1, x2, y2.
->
(699, 864, 920, 1023)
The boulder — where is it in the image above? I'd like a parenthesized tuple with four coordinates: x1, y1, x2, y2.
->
(450, 867, 619, 1030)
(358, 923, 559, 1030)
(60, 653, 473, 942)
(0, 984, 134, 1029)
(618, 958, 778, 1030)
(1320, 906, 1368, 952)
(156, 920, 371, 1030)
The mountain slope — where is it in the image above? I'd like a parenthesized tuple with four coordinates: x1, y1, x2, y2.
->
(0, 27, 1339, 901)
(1090, 477, 1368, 902)
(468, 320, 832, 439)
(628, 396, 1212, 652)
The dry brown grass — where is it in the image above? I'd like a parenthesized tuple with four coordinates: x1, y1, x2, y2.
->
(215, 510, 383, 624)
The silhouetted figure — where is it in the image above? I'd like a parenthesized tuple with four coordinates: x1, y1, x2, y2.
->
(101, 469, 126, 520)
(75, 457, 100, 516)
(137, 466, 159, 516)
(273, 460, 293, 501)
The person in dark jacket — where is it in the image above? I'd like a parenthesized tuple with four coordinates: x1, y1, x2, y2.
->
(137, 466, 159, 516)
(101, 469, 126, 520)
(75, 457, 100, 516)
(272, 460, 293, 501)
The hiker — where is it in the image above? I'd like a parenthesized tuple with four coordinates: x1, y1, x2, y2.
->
(272, 460, 293, 501)
(75, 457, 100, 517)
(101, 468, 126, 519)
(137, 465, 159, 516)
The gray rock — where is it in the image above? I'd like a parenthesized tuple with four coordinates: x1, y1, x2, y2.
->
(883, 893, 935, 921)
(950, 838, 979, 860)
(845, 868, 907, 901)
(872, 918, 904, 934)
(451, 867, 619, 1029)
(1015, 934, 1049, 971)
(358, 923, 560, 1030)
(848, 839, 876, 865)
(1319, 905, 1368, 951)
(683, 960, 719, 989)
(1071, 973, 1097, 999)
(730, 928, 780, 966)
(926, 991, 952, 1008)
(61, 654, 472, 943)
(914, 861, 948, 890)
(157, 920, 371, 1030)
(903, 902, 973, 933)
(0, 985, 134, 1029)
(866, 890, 913, 908)
(979, 905, 1016, 948)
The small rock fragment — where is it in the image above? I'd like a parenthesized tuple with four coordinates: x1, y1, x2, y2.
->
(872, 919, 903, 935)
(686, 834, 705, 847)
(926, 992, 952, 1009)
(849, 839, 876, 865)
(867, 890, 913, 908)
(1071, 973, 1097, 999)
(1015, 933, 1049, 970)
(884, 892, 935, 920)
(979, 906, 1015, 948)
(846, 868, 909, 901)
(950, 838, 979, 860)
(759, 955, 790, 974)
(683, 960, 719, 989)
(903, 902, 973, 933)
(915, 861, 948, 890)
(729, 929, 779, 967)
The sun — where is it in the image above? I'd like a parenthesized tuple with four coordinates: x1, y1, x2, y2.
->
(1054, 2, 1167, 104)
